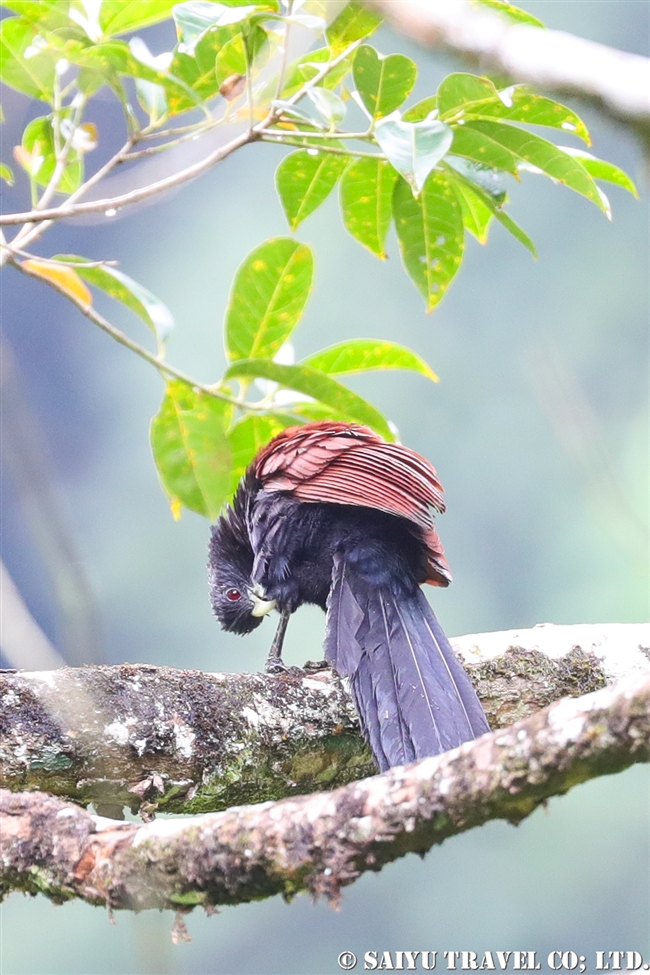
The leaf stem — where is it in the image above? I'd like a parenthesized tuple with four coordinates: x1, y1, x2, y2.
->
(3, 134, 135, 266)
(0, 245, 118, 268)
(261, 135, 383, 159)
(10, 258, 274, 412)
(36, 93, 88, 214)
(274, 0, 294, 102)
(263, 129, 374, 140)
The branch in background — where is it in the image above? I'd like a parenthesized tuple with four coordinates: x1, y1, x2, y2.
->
(365, 0, 650, 141)
(2, 673, 648, 911)
(2, 624, 647, 815)
(0, 340, 103, 664)
(0, 127, 254, 228)
(0, 561, 64, 671)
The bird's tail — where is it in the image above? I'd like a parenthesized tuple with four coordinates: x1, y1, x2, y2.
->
(324, 554, 490, 771)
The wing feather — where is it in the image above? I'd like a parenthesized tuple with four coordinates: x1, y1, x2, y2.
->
(256, 423, 444, 516)
(255, 421, 451, 585)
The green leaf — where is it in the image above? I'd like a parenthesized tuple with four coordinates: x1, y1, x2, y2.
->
(302, 340, 438, 381)
(214, 31, 246, 86)
(173, 1, 257, 53)
(472, 87, 590, 144)
(375, 117, 453, 195)
(437, 73, 498, 119)
(20, 116, 83, 192)
(352, 45, 417, 120)
(445, 169, 537, 256)
(339, 156, 398, 258)
(0, 2, 71, 29)
(307, 87, 347, 127)
(212, 22, 269, 88)
(0, 162, 15, 185)
(265, 46, 353, 102)
(492, 207, 537, 256)
(446, 156, 506, 204)
(557, 147, 638, 196)
(65, 40, 197, 111)
(449, 124, 519, 173)
(403, 96, 437, 123)
(100, 1, 179, 36)
(54, 256, 174, 343)
(225, 239, 314, 362)
(225, 360, 394, 440)
(326, 1, 382, 54)
(288, 401, 348, 424)
(473, 0, 545, 28)
(393, 172, 465, 310)
(168, 21, 243, 110)
(449, 176, 494, 243)
(438, 75, 591, 145)
(128, 38, 169, 122)
(0, 16, 56, 102)
(150, 381, 233, 520)
(276, 148, 350, 231)
(466, 120, 607, 211)
(227, 413, 295, 495)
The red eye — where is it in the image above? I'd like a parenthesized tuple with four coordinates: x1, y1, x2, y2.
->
(226, 588, 242, 602)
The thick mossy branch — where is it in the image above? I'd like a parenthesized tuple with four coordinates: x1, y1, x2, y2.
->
(1, 674, 649, 911)
(1, 624, 647, 816)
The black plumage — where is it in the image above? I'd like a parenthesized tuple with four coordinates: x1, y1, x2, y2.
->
(208, 422, 490, 771)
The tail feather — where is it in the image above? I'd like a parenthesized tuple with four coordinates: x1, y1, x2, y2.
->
(324, 554, 490, 771)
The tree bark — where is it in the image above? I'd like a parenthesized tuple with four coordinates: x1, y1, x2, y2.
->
(1, 623, 647, 816)
(365, 0, 650, 142)
(1, 673, 648, 911)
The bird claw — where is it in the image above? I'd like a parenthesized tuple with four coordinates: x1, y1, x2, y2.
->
(264, 658, 305, 678)
(264, 656, 291, 676)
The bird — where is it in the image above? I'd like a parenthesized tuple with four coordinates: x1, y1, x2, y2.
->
(208, 421, 490, 771)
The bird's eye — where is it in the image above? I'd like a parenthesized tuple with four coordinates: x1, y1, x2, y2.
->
(225, 588, 242, 602)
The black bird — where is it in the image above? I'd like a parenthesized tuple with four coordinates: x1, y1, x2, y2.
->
(208, 421, 489, 771)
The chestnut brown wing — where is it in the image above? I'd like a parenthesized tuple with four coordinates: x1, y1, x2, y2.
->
(255, 421, 451, 586)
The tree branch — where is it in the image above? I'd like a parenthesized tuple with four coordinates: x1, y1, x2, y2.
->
(2, 672, 648, 910)
(365, 0, 650, 141)
(1, 624, 647, 815)
(0, 38, 363, 229)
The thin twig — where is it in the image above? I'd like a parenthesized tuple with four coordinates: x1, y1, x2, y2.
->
(0, 245, 117, 268)
(0, 38, 363, 228)
(0, 130, 253, 227)
(264, 128, 373, 140)
(262, 135, 383, 159)
(36, 94, 88, 214)
(119, 125, 218, 162)
(135, 120, 211, 142)
(10, 257, 282, 412)
(3, 136, 136, 264)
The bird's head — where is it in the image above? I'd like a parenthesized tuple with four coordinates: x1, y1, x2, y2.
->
(208, 477, 276, 635)
(209, 572, 276, 635)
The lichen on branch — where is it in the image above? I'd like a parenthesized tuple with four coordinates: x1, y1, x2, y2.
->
(1, 673, 648, 911)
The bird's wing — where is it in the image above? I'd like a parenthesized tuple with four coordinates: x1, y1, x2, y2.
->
(254, 421, 446, 530)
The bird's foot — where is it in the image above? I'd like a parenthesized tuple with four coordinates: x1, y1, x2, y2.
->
(264, 656, 304, 677)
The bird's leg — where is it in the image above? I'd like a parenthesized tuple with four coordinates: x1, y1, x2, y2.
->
(264, 609, 291, 675)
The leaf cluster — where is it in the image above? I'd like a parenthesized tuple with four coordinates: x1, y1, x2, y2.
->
(0, 0, 637, 521)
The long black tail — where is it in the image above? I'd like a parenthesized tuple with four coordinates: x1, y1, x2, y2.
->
(324, 554, 490, 771)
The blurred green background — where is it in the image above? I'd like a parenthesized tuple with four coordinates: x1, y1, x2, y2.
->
(1, 2, 648, 973)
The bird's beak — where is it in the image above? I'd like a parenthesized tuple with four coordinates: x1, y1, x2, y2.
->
(249, 587, 277, 618)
